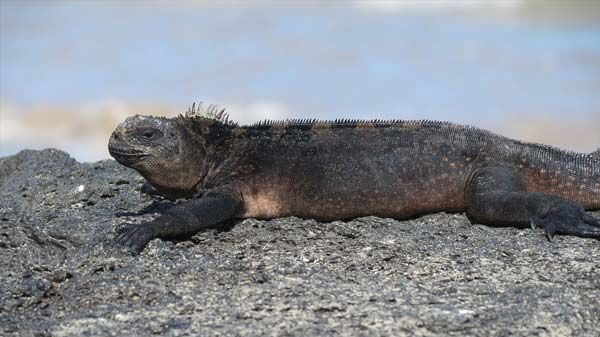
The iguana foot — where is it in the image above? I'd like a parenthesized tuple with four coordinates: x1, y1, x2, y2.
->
(530, 202, 600, 241)
(115, 222, 155, 253)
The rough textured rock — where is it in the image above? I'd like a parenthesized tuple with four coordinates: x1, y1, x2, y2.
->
(0, 149, 598, 337)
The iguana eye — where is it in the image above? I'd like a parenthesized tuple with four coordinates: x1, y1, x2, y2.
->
(139, 128, 163, 140)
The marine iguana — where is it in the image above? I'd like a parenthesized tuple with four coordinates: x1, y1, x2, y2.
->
(108, 102, 600, 252)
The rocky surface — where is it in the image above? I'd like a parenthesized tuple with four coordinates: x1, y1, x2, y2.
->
(0, 149, 598, 337)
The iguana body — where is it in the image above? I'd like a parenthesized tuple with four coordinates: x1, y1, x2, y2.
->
(108, 103, 600, 252)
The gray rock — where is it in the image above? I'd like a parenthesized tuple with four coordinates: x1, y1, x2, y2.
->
(0, 149, 598, 336)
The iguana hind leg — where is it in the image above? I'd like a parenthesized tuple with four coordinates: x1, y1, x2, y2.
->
(116, 189, 243, 252)
(466, 166, 600, 240)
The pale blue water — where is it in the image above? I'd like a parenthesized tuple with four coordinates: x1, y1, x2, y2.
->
(1, 2, 599, 160)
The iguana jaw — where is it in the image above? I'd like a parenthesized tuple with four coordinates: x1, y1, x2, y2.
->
(108, 144, 148, 163)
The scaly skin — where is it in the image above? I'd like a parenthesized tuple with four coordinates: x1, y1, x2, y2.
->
(108, 103, 600, 252)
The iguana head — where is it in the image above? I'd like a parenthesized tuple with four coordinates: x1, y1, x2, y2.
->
(108, 103, 234, 199)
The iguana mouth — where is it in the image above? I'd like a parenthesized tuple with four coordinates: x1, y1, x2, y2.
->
(108, 145, 148, 161)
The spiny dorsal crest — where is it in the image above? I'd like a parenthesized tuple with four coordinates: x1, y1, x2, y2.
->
(183, 101, 236, 126)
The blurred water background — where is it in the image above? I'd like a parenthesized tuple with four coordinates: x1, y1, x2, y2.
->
(1, 0, 599, 162)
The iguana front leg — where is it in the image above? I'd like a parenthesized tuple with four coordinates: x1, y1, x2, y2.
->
(467, 166, 600, 240)
(116, 189, 244, 252)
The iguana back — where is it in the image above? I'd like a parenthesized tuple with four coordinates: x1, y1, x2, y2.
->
(225, 120, 600, 220)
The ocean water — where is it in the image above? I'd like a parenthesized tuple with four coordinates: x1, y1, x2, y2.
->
(1, 1, 599, 161)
